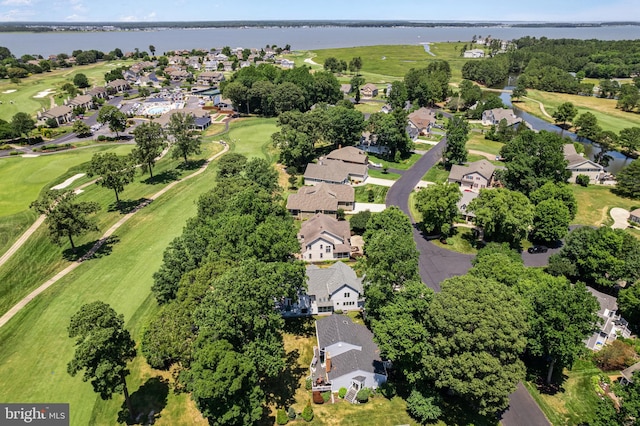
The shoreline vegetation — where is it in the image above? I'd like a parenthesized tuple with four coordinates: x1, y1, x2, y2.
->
(3, 20, 640, 33)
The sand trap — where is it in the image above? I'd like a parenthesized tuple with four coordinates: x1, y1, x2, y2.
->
(34, 89, 55, 98)
(2, 89, 16, 94)
(51, 173, 86, 190)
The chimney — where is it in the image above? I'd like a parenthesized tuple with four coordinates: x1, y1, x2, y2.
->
(326, 352, 331, 373)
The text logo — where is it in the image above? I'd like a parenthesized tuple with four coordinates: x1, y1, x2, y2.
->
(1, 404, 69, 425)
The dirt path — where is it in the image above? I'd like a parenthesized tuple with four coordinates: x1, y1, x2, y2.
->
(468, 149, 496, 160)
(0, 142, 229, 329)
(523, 96, 552, 118)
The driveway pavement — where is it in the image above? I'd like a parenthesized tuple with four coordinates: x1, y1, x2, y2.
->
(501, 383, 551, 426)
(611, 207, 630, 229)
(356, 176, 396, 187)
(349, 203, 387, 213)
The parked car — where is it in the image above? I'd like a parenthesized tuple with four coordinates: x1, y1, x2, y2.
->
(528, 246, 548, 254)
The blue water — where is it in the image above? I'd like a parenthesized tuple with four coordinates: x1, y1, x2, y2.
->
(3, 25, 640, 57)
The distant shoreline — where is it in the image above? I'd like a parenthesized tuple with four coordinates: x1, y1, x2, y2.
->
(2, 20, 640, 33)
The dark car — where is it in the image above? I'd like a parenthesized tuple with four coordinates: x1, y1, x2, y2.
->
(528, 245, 548, 254)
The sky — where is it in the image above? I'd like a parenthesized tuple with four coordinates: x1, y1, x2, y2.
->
(1, 0, 640, 23)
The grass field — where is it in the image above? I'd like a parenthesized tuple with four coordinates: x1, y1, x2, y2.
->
(0, 60, 135, 121)
(466, 133, 504, 156)
(355, 101, 386, 114)
(368, 168, 401, 180)
(0, 144, 134, 257)
(369, 152, 422, 170)
(0, 119, 272, 425)
(422, 162, 449, 183)
(355, 184, 389, 203)
(523, 359, 602, 426)
(519, 89, 640, 134)
(221, 117, 278, 161)
(571, 184, 640, 226)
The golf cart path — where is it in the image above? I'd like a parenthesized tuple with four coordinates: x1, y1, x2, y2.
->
(0, 142, 228, 329)
(610, 207, 630, 229)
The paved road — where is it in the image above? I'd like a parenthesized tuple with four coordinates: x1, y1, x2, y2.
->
(386, 136, 550, 425)
(385, 138, 473, 291)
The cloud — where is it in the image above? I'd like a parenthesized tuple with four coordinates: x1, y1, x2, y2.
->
(0, 7, 35, 20)
(1, 0, 32, 5)
(118, 11, 157, 22)
(64, 13, 87, 21)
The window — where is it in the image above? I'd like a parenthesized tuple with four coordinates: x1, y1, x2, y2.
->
(344, 292, 350, 298)
(326, 246, 331, 253)
(320, 244, 323, 249)
(320, 253, 323, 259)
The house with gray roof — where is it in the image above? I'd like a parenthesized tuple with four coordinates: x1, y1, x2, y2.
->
(563, 144, 604, 183)
(303, 159, 368, 186)
(65, 94, 93, 111)
(37, 105, 73, 126)
(311, 315, 387, 398)
(153, 108, 211, 130)
(630, 208, 640, 224)
(287, 183, 355, 219)
(447, 159, 499, 192)
(326, 146, 368, 165)
(306, 262, 364, 314)
(585, 287, 631, 351)
(408, 107, 437, 135)
(360, 83, 379, 98)
(481, 108, 523, 127)
(106, 79, 131, 93)
(85, 86, 108, 99)
(299, 213, 352, 262)
(621, 361, 640, 385)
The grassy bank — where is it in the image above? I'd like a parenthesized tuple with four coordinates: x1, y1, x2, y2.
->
(572, 184, 640, 226)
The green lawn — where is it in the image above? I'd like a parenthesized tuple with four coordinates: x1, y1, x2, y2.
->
(422, 162, 449, 183)
(369, 152, 422, 170)
(571, 184, 640, 227)
(0, 60, 135, 121)
(355, 101, 386, 114)
(431, 227, 478, 255)
(466, 132, 504, 156)
(524, 359, 603, 426)
(368, 168, 401, 180)
(0, 141, 222, 317)
(519, 89, 640, 134)
(354, 184, 389, 203)
(221, 117, 278, 161)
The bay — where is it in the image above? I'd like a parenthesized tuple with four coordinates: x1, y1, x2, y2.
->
(3, 25, 640, 57)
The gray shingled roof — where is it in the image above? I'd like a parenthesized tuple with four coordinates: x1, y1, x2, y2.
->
(448, 159, 496, 182)
(483, 108, 523, 126)
(42, 105, 72, 118)
(304, 159, 367, 183)
(316, 315, 386, 381)
(287, 183, 355, 213)
(408, 107, 436, 131)
(299, 214, 351, 254)
(326, 147, 368, 165)
(621, 361, 640, 383)
(563, 144, 602, 169)
(306, 262, 363, 302)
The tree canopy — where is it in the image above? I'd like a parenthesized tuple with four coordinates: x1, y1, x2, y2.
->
(614, 159, 640, 199)
(132, 122, 166, 178)
(415, 182, 462, 235)
(97, 105, 127, 137)
(88, 152, 136, 204)
(167, 113, 202, 163)
(442, 115, 469, 168)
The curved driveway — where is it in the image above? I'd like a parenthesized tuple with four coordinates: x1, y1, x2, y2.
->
(385, 138, 474, 292)
(385, 137, 550, 426)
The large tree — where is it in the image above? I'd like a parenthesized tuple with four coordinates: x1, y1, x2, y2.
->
(574, 112, 601, 141)
(531, 198, 571, 243)
(525, 277, 599, 384)
(67, 302, 137, 420)
(368, 109, 413, 159)
(97, 105, 127, 138)
(88, 152, 136, 204)
(10, 112, 35, 142)
(424, 276, 528, 415)
(167, 113, 202, 163)
(468, 188, 534, 246)
(615, 159, 640, 199)
(619, 127, 640, 158)
(529, 181, 578, 220)
(30, 189, 100, 250)
(73, 72, 90, 88)
(499, 130, 570, 195)
(442, 115, 469, 168)
(415, 182, 462, 235)
(388, 80, 408, 109)
(132, 122, 166, 178)
(552, 102, 578, 135)
(618, 284, 640, 332)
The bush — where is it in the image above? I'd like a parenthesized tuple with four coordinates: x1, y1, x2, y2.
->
(593, 339, 638, 371)
(287, 407, 296, 420)
(321, 391, 331, 403)
(276, 408, 288, 425)
(9, 150, 20, 155)
(305, 377, 312, 391)
(301, 402, 314, 422)
(356, 388, 370, 403)
(407, 389, 442, 423)
(576, 174, 590, 187)
(0, 144, 12, 150)
(379, 381, 396, 399)
(97, 135, 107, 141)
(338, 387, 347, 398)
(334, 309, 343, 314)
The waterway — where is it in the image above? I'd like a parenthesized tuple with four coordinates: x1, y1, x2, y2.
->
(3, 25, 640, 57)
(499, 88, 632, 174)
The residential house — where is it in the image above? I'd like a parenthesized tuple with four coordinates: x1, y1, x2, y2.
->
(306, 262, 363, 314)
(203, 60, 218, 71)
(287, 182, 355, 219)
(620, 361, 640, 385)
(630, 208, 640, 224)
(65, 94, 94, 111)
(585, 287, 632, 351)
(326, 146, 368, 166)
(85, 86, 108, 99)
(37, 105, 73, 126)
(563, 144, 605, 183)
(168, 70, 193, 81)
(299, 213, 352, 262)
(457, 190, 479, 222)
(196, 71, 225, 86)
(447, 159, 498, 192)
(304, 159, 368, 185)
(481, 108, 523, 127)
(360, 83, 379, 98)
(153, 108, 211, 130)
(408, 107, 437, 136)
(463, 49, 485, 58)
(122, 69, 139, 82)
(279, 58, 295, 69)
(359, 131, 389, 155)
(311, 315, 387, 399)
(340, 84, 352, 95)
(106, 79, 130, 93)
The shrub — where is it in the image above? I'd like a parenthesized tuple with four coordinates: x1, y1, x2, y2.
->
(305, 377, 312, 391)
(0, 144, 12, 150)
(356, 388, 370, 403)
(9, 150, 20, 155)
(338, 387, 347, 398)
(287, 407, 296, 420)
(576, 174, 590, 187)
(321, 391, 331, 403)
(379, 381, 396, 399)
(97, 135, 107, 141)
(334, 309, 343, 314)
(593, 339, 638, 371)
(407, 389, 442, 423)
(301, 402, 314, 422)
(276, 408, 288, 425)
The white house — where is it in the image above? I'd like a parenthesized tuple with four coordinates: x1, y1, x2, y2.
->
(299, 214, 352, 262)
(563, 144, 605, 183)
(463, 49, 485, 58)
(311, 315, 388, 399)
(585, 287, 632, 351)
